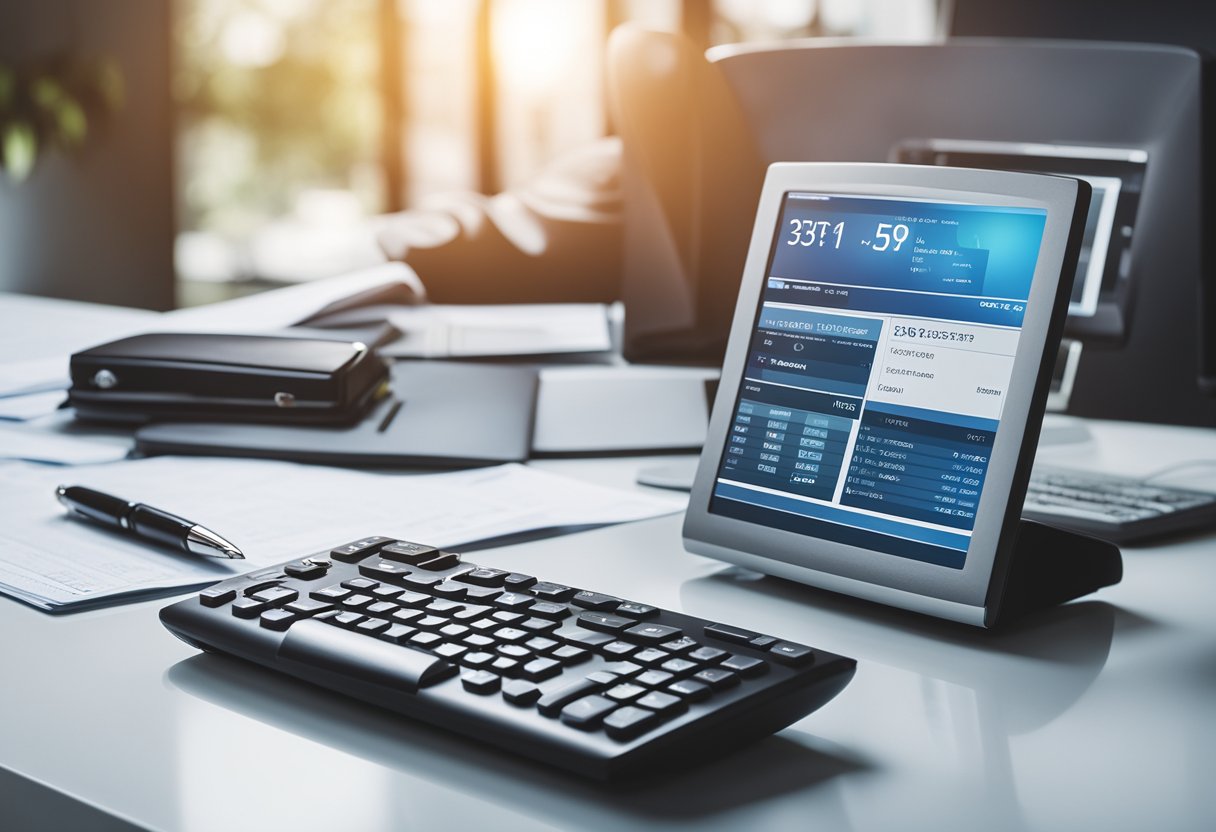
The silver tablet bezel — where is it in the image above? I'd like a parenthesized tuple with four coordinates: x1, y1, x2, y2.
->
(683, 162, 1081, 623)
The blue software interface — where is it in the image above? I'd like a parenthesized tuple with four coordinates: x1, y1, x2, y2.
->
(710, 193, 1047, 568)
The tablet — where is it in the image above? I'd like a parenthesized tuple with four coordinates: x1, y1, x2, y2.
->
(683, 163, 1089, 627)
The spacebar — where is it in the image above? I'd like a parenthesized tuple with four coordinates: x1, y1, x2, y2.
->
(276, 619, 456, 693)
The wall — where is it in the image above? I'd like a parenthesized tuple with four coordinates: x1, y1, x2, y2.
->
(0, 0, 175, 310)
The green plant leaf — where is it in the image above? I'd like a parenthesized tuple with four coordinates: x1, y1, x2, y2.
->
(31, 76, 66, 110)
(2, 121, 38, 182)
(55, 97, 88, 145)
(95, 58, 124, 111)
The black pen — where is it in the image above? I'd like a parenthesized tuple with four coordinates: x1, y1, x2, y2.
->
(55, 485, 244, 559)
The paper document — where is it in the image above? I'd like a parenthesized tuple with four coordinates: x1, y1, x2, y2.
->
(158, 262, 423, 334)
(0, 456, 684, 611)
(0, 390, 68, 421)
(365, 304, 612, 358)
(0, 422, 131, 465)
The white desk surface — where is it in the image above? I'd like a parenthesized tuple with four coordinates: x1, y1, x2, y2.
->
(2, 296, 1216, 831)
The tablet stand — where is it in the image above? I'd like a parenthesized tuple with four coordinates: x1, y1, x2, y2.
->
(992, 520, 1122, 626)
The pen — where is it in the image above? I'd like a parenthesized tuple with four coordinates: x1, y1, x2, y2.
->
(55, 485, 244, 559)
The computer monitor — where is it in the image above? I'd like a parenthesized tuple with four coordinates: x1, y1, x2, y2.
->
(608, 33, 1216, 425)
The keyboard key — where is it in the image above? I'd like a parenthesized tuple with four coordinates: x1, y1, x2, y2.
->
(365, 601, 399, 617)
(633, 648, 671, 667)
(332, 611, 365, 628)
(435, 643, 469, 661)
(417, 552, 461, 571)
(456, 567, 510, 587)
(692, 667, 739, 691)
(342, 594, 374, 610)
(436, 623, 469, 640)
(416, 615, 449, 630)
(356, 618, 391, 636)
(528, 602, 571, 620)
(251, 586, 298, 606)
(688, 646, 727, 664)
(409, 631, 444, 649)
(310, 585, 351, 602)
(463, 634, 496, 650)
(240, 573, 286, 595)
(538, 678, 605, 717)
(660, 658, 698, 677)
(749, 635, 777, 648)
(502, 679, 541, 705)
(491, 657, 521, 677)
(453, 603, 493, 621)
(394, 590, 431, 608)
(492, 609, 526, 624)
(603, 706, 660, 740)
(494, 593, 535, 612)
(370, 585, 404, 600)
(616, 602, 658, 619)
(635, 670, 674, 688)
(426, 599, 465, 615)
(601, 640, 638, 658)
(431, 581, 467, 600)
(402, 573, 443, 590)
(469, 618, 499, 633)
(503, 573, 537, 590)
(463, 587, 504, 603)
(577, 611, 634, 634)
(520, 617, 560, 634)
(552, 645, 590, 665)
(559, 629, 616, 648)
(330, 536, 392, 563)
(721, 655, 768, 678)
(703, 622, 759, 646)
(531, 582, 577, 602)
(199, 586, 235, 607)
(667, 679, 711, 702)
(586, 670, 621, 686)
(769, 641, 814, 665)
(379, 541, 438, 564)
(625, 623, 683, 645)
(284, 558, 330, 580)
(561, 695, 616, 729)
(524, 636, 558, 653)
(461, 669, 501, 694)
(462, 651, 496, 669)
(571, 591, 621, 610)
(496, 644, 532, 660)
(259, 609, 296, 630)
(231, 597, 271, 619)
(391, 608, 425, 626)
(380, 624, 418, 645)
(601, 661, 643, 679)
(493, 627, 529, 643)
(359, 561, 411, 582)
(605, 682, 647, 703)
(635, 691, 686, 718)
(284, 598, 336, 617)
(523, 657, 562, 681)
(661, 637, 698, 655)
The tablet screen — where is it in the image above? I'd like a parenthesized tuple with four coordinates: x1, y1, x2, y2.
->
(709, 193, 1047, 569)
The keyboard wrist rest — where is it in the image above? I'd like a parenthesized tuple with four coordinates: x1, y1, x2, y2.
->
(276, 619, 456, 693)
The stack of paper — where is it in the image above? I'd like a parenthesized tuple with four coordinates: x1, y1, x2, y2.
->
(0, 456, 685, 612)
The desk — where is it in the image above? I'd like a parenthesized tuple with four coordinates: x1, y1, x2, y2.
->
(2, 300, 1216, 831)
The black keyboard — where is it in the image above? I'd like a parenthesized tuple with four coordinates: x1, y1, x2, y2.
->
(1025, 466, 1216, 543)
(160, 537, 856, 780)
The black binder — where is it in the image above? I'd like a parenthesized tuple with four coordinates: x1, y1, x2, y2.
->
(134, 362, 537, 467)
